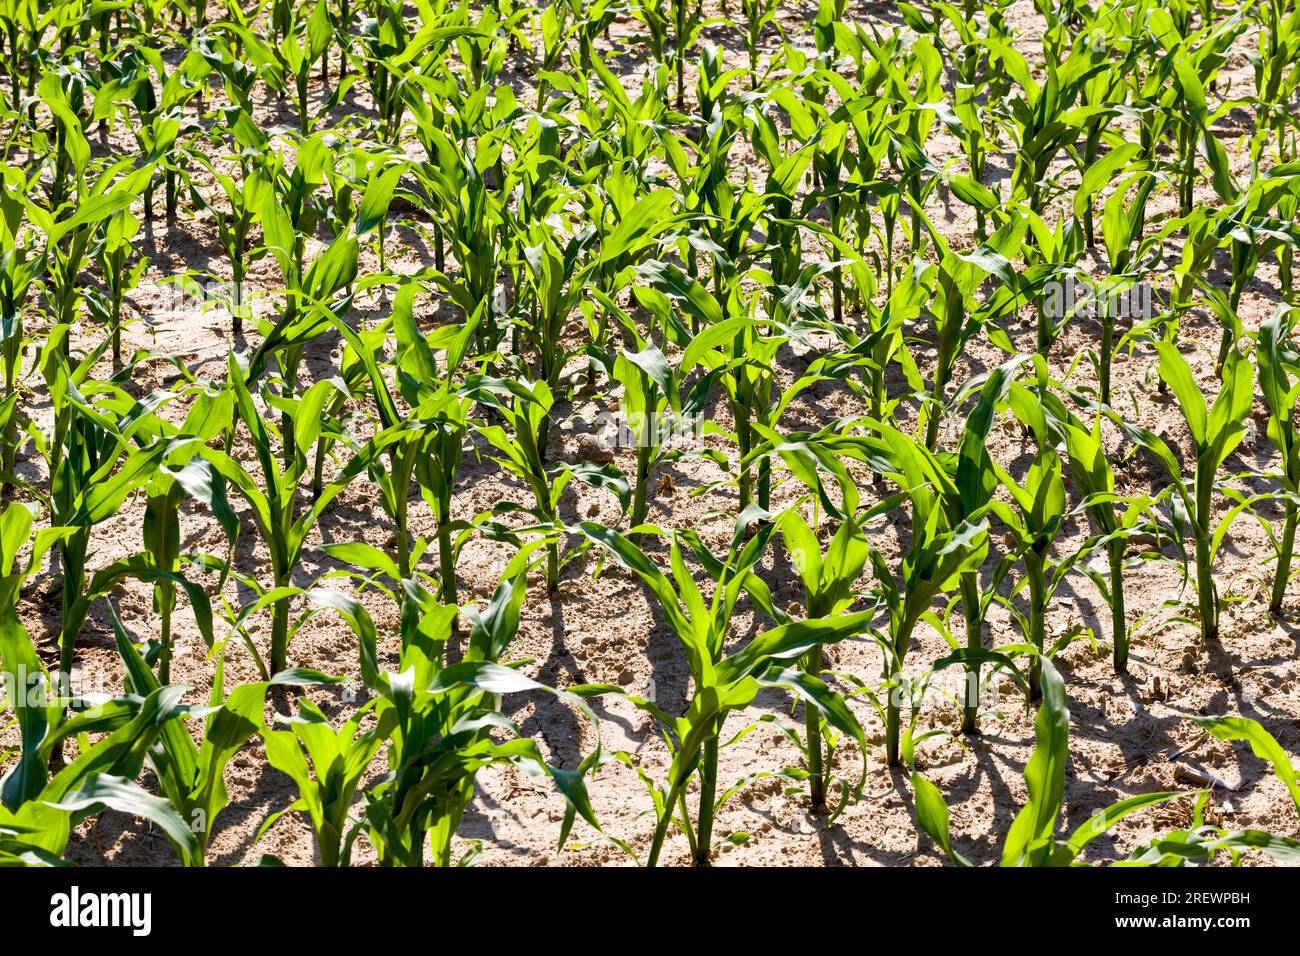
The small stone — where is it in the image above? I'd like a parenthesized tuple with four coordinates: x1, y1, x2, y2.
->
(576, 436, 614, 464)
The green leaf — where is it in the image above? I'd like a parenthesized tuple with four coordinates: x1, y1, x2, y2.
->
(911, 772, 972, 866)
(1154, 342, 1207, 447)
(1190, 715, 1300, 816)
(50, 774, 199, 862)
(1002, 658, 1069, 866)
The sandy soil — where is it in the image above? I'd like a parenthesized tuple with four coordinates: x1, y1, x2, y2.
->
(4, 1, 1296, 867)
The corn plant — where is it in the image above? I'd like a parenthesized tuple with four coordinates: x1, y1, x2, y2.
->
(1106, 344, 1253, 646)
(37, 328, 149, 681)
(406, 101, 505, 351)
(951, 359, 1028, 731)
(475, 372, 627, 572)
(914, 214, 1025, 450)
(199, 355, 402, 677)
(259, 694, 384, 867)
(987, 386, 1107, 699)
(578, 519, 870, 865)
(1210, 170, 1300, 372)
(304, 574, 602, 867)
(804, 421, 989, 766)
(1249, 0, 1300, 163)
(669, 0, 704, 108)
(29, 171, 144, 341)
(1001, 38, 1107, 222)
(1092, 172, 1158, 406)
(247, 143, 362, 471)
(227, 3, 334, 133)
(738, 0, 779, 85)
(1056, 414, 1150, 674)
(187, 141, 267, 339)
(1256, 306, 1300, 615)
(599, 284, 712, 532)
(777, 507, 868, 810)
(530, 1, 575, 108)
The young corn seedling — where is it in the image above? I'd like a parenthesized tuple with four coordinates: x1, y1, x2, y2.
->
(777, 507, 869, 810)
(616, 341, 687, 533)
(530, 1, 577, 108)
(758, 416, 1003, 740)
(626, 0, 669, 67)
(1068, 20, 1137, 248)
(670, 0, 705, 108)
(1256, 306, 1300, 615)
(1210, 169, 1300, 374)
(1249, 0, 1300, 163)
(999, 36, 1106, 222)
(950, 358, 1031, 731)
(29, 168, 145, 342)
(808, 264, 926, 436)
(307, 572, 602, 866)
(260, 694, 384, 867)
(1057, 415, 1151, 674)
(640, 252, 794, 512)
(130, 385, 238, 684)
(106, 48, 207, 224)
(187, 138, 268, 339)
(227, 2, 333, 133)
(324, 283, 478, 601)
(469, 376, 629, 591)
(354, 149, 405, 272)
(738, 0, 779, 86)
(37, 69, 88, 213)
(880, 38, 944, 257)
(32, 361, 224, 692)
(37, 327, 160, 682)
(578, 519, 870, 865)
(511, 216, 594, 441)
(1107, 343, 1253, 647)
(600, 286, 713, 533)
(200, 354, 402, 677)
(245, 136, 363, 437)
(915, 212, 1026, 450)
(1168, 24, 1243, 219)
(1091, 171, 1158, 406)
(761, 73, 866, 325)
(989, 387, 1072, 700)
(583, 172, 679, 381)
(85, 205, 145, 366)
(570, 0, 620, 72)
(406, 102, 505, 351)
(850, 423, 989, 765)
